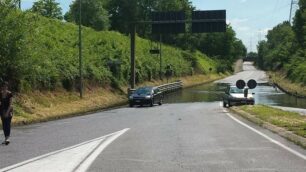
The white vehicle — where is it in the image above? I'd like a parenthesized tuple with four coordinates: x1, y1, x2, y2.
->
(223, 86, 255, 107)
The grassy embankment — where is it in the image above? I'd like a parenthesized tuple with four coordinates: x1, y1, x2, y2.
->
(4, 11, 228, 126)
(269, 72, 306, 97)
(13, 74, 225, 126)
(236, 105, 306, 139)
(232, 105, 306, 148)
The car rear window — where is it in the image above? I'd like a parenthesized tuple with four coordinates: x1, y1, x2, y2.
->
(229, 87, 243, 94)
(135, 87, 152, 95)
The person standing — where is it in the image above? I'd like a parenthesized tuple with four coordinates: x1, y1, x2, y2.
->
(0, 82, 13, 145)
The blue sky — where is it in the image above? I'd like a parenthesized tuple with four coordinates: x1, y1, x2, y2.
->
(21, 0, 297, 52)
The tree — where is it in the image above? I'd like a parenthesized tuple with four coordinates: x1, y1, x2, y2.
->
(106, 0, 138, 33)
(293, 0, 306, 48)
(257, 41, 268, 69)
(31, 0, 63, 20)
(105, 0, 193, 36)
(265, 22, 295, 70)
(65, 0, 109, 31)
(0, 0, 19, 8)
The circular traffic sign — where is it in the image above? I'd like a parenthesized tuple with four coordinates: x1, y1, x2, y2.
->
(236, 80, 246, 89)
(247, 79, 257, 89)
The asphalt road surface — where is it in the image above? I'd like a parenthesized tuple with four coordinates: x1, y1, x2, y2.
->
(216, 62, 268, 84)
(1, 62, 306, 172)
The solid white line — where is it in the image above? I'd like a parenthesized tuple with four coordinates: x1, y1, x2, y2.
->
(222, 106, 306, 160)
(75, 128, 129, 172)
(0, 128, 130, 172)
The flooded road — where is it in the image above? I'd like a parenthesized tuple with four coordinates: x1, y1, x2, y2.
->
(164, 62, 306, 109)
(164, 83, 306, 109)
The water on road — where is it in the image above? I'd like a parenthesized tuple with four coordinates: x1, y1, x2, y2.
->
(164, 83, 306, 109)
(164, 62, 306, 109)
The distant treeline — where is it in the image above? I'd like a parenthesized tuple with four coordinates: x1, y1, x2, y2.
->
(0, 0, 246, 91)
(256, 0, 306, 84)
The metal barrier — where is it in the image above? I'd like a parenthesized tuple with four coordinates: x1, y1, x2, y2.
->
(127, 80, 183, 97)
(157, 80, 183, 93)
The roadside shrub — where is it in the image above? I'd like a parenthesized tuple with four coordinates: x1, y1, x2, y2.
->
(0, 8, 218, 92)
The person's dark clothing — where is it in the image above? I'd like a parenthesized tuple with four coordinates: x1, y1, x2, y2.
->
(1, 116, 12, 137)
(0, 92, 13, 115)
(0, 91, 13, 138)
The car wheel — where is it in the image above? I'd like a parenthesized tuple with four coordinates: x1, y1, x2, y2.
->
(228, 101, 232, 107)
(158, 99, 163, 106)
(129, 103, 134, 107)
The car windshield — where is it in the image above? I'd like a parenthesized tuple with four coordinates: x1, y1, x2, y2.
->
(229, 87, 244, 94)
(135, 87, 152, 95)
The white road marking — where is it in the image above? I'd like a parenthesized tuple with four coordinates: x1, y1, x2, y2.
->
(0, 128, 130, 172)
(219, 103, 306, 161)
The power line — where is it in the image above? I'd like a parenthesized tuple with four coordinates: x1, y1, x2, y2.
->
(249, 37, 253, 52)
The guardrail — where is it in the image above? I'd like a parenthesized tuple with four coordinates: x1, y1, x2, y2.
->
(157, 80, 183, 93)
(127, 80, 183, 97)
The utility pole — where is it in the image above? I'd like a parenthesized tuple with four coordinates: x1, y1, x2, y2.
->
(289, 0, 298, 24)
(130, 24, 136, 89)
(18, 0, 21, 9)
(249, 37, 253, 52)
(79, 0, 83, 98)
(258, 30, 262, 43)
(289, 0, 294, 23)
(159, 34, 162, 81)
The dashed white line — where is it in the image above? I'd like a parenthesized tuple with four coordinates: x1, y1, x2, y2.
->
(220, 103, 306, 161)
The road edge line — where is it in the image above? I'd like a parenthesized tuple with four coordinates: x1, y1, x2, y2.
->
(220, 106, 306, 161)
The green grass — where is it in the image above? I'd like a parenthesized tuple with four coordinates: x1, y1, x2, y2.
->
(269, 71, 306, 97)
(1, 9, 218, 91)
(239, 105, 306, 138)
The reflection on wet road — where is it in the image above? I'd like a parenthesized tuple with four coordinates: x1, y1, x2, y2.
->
(164, 83, 306, 109)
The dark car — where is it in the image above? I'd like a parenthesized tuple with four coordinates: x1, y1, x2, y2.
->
(223, 86, 255, 107)
(129, 87, 163, 107)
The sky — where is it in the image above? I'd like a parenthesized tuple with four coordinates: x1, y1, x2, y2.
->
(21, 0, 298, 52)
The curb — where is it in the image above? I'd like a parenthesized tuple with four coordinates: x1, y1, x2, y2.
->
(273, 82, 306, 99)
(230, 107, 306, 149)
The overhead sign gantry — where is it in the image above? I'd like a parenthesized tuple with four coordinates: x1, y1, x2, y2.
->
(130, 10, 226, 89)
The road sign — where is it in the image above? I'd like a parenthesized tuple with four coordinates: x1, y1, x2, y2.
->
(192, 10, 226, 33)
(150, 49, 160, 54)
(152, 11, 185, 34)
(247, 79, 257, 89)
(236, 80, 246, 89)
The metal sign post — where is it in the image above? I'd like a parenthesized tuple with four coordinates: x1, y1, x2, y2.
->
(129, 10, 226, 89)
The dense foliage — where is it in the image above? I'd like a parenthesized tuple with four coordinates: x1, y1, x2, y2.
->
(0, 6, 217, 92)
(65, 0, 246, 68)
(30, 0, 63, 20)
(0, 0, 247, 92)
(64, 0, 110, 31)
(257, 0, 306, 84)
